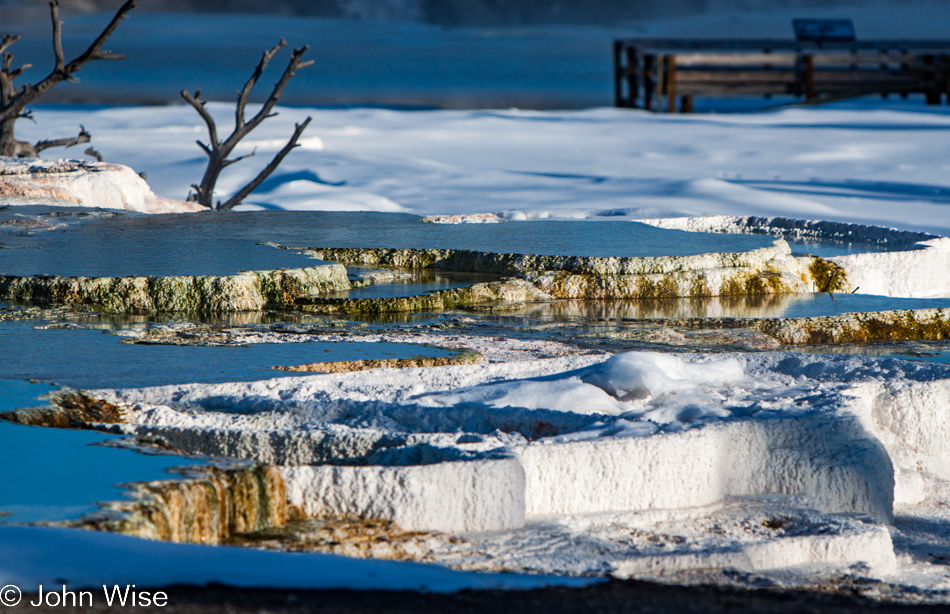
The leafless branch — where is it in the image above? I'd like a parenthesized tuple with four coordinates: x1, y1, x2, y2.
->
(184, 41, 312, 209)
(33, 125, 90, 153)
(7, 63, 30, 79)
(181, 89, 218, 147)
(218, 117, 311, 210)
(51, 1, 65, 73)
(84, 146, 103, 162)
(0, 0, 137, 156)
(236, 39, 285, 129)
(242, 45, 312, 136)
(221, 149, 255, 168)
(0, 35, 19, 57)
(0, 0, 136, 118)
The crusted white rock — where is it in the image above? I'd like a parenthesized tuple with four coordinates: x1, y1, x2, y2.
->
(0, 158, 202, 213)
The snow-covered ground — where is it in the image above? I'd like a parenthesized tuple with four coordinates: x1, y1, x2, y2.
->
(0, 526, 593, 593)
(17, 101, 950, 237)
(6, 0, 950, 235)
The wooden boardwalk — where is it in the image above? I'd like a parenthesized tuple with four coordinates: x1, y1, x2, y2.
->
(614, 38, 950, 112)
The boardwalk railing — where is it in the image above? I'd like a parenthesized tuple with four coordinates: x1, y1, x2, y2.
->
(614, 39, 950, 112)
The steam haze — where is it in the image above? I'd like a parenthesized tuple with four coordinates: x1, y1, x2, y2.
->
(1, 0, 938, 25)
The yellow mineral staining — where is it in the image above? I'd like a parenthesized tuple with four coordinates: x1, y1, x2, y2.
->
(0, 391, 127, 429)
(83, 465, 287, 545)
(296, 241, 833, 313)
(665, 308, 950, 346)
(225, 517, 446, 560)
(2, 239, 848, 315)
(273, 349, 485, 373)
(0, 265, 350, 314)
(752, 308, 950, 345)
(808, 258, 849, 293)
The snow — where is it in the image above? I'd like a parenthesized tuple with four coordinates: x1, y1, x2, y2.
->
(7, 101, 950, 237)
(417, 353, 749, 424)
(0, 526, 594, 592)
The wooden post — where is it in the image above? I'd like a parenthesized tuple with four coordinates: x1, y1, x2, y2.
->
(613, 40, 625, 107)
(665, 55, 677, 113)
(803, 54, 816, 102)
(655, 53, 665, 113)
(681, 95, 694, 113)
(626, 46, 639, 109)
(644, 53, 655, 112)
(924, 54, 941, 105)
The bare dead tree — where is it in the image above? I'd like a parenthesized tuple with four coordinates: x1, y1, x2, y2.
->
(0, 0, 138, 158)
(182, 39, 313, 210)
(84, 146, 103, 162)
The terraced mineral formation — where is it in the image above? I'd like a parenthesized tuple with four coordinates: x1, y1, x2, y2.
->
(0, 264, 350, 314)
(11, 349, 950, 580)
(225, 517, 444, 559)
(299, 279, 553, 314)
(638, 215, 950, 299)
(78, 464, 288, 545)
(298, 240, 846, 313)
(273, 349, 485, 373)
(637, 214, 936, 246)
(665, 307, 950, 345)
(54, 352, 934, 533)
(0, 395, 289, 545)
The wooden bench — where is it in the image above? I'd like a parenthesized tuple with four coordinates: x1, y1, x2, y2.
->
(614, 38, 950, 112)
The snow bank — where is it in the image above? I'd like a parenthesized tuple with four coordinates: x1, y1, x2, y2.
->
(20, 104, 950, 237)
(0, 526, 593, 592)
(432, 496, 899, 578)
(419, 353, 749, 424)
(66, 348, 950, 581)
(0, 158, 201, 214)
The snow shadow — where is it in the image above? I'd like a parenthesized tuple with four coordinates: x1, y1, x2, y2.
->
(255, 170, 346, 193)
(729, 178, 950, 205)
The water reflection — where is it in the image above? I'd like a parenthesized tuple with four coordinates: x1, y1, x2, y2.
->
(0, 379, 202, 523)
(2, 209, 778, 277)
(0, 319, 451, 389)
(507, 293, 950, 321)
(330, 268, 502, 299)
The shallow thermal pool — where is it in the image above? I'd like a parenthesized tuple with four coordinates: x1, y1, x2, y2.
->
(0, 320, 452, 389)
(0, 208, 889, 278)
(334, 268, 501, 299)
(515, 292, 950, 321)
(795, 342, 950, 366)
(0, 379, 202, 523)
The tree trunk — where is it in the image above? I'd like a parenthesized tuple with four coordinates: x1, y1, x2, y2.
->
(0, 118, 17, 157)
